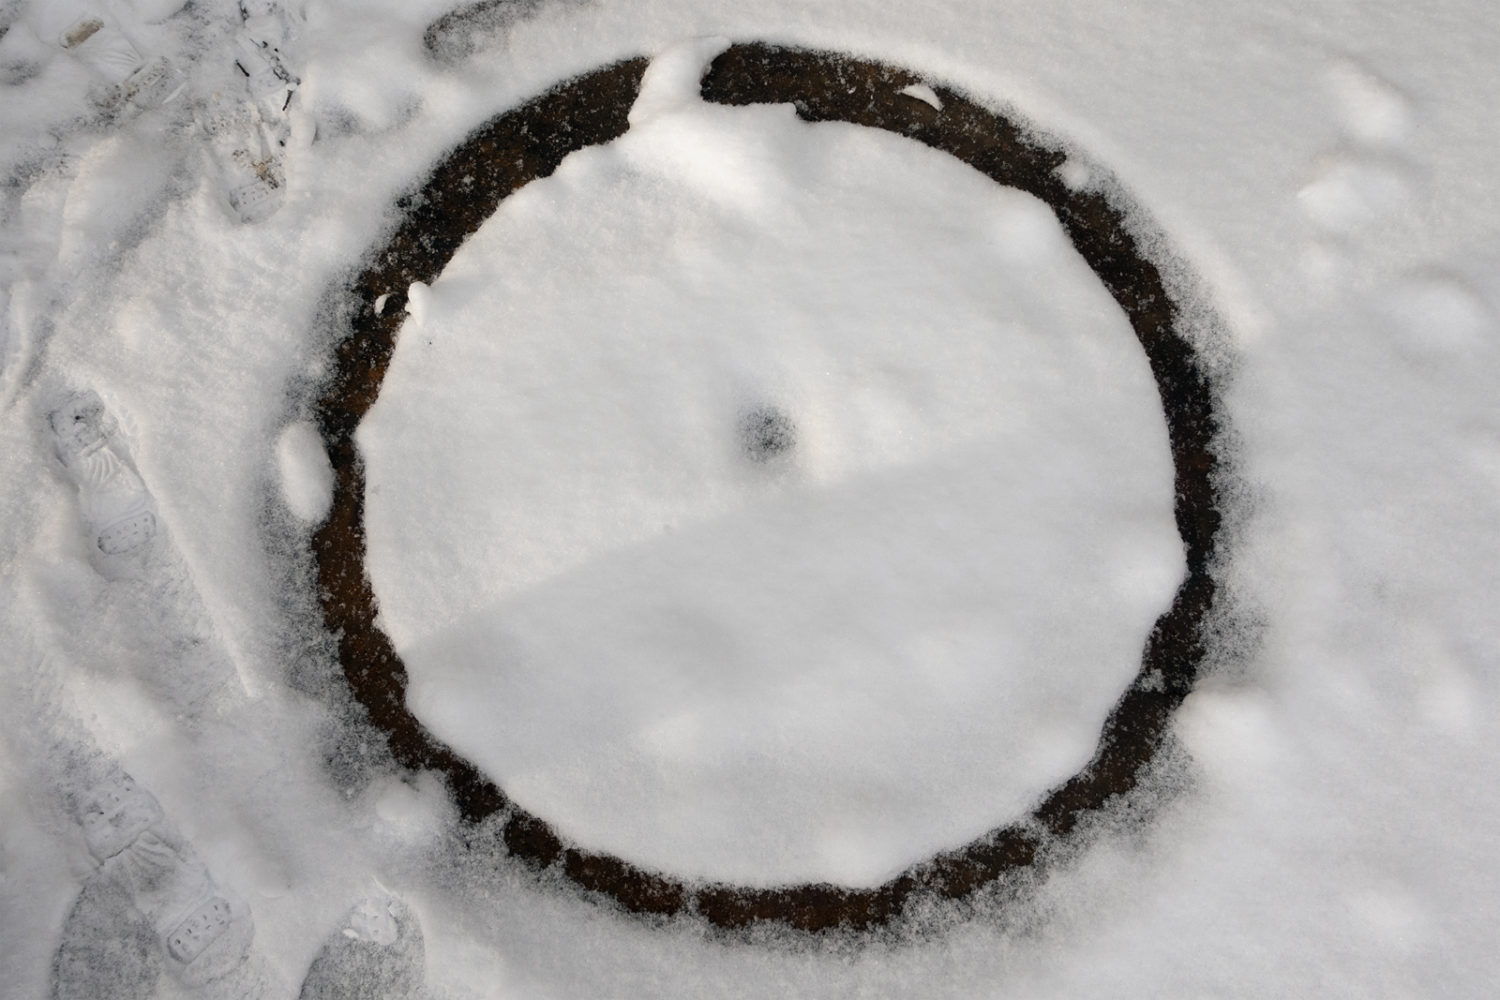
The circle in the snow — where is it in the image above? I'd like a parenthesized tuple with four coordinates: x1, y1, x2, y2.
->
(312, 42, 1225, 934)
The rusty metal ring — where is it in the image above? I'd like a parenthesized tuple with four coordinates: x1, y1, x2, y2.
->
(312, 42, 1226, 935)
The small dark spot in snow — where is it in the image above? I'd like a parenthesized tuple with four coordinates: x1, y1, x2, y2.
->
(739, 406, 796, 462)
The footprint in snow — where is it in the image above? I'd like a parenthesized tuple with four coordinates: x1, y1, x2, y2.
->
(298, 893, 427, 1000)
(52, 765, 275, 1000)
(1297, 57, 1418, 239)
(49, 389, 159, 572)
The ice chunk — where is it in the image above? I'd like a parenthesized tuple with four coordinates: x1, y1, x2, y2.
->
(898, 82, 943, 110)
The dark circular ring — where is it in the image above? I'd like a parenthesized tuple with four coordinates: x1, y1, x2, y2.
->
(312, 42, 1225, 935)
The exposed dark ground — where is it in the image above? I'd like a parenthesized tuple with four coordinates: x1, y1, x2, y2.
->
(310, 43, 1228, 935)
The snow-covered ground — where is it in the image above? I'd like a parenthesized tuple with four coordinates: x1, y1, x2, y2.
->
(3, 0, 1498, 997)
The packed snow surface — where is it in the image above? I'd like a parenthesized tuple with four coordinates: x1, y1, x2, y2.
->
(361, 60, 1182, 885)
(3, 0, 1500, 998)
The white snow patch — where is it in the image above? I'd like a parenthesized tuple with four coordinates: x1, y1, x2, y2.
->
(1325, 58, 1412, 147)
(627, 36, 733, 128)
(1297, 153, 1411, 232)
(404, 280, 431, 325)
(1055, 157, 1092, 190)
(275, 420, 333, 523)
(899, 82, 943, 110)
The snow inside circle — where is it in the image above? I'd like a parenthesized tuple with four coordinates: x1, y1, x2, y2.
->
(357, 81, 1184, 887)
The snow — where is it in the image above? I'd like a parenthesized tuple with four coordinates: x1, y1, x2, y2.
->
(274, 419, 332, 523)
(2, 0, 1499, 997)
(359, 41, 1181, 887)
(897, 82, 942, 111)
